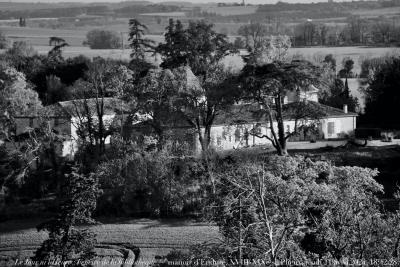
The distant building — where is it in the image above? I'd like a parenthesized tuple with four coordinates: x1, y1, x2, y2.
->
(187, 86, 357, 153)
(129, 85, 358, 155)
(13, 91, 358, 157)
(13, 98, 131, 159)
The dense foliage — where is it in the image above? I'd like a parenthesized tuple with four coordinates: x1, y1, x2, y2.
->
(95, 143, 206, 217)
(319, 78, 359, 113)
(155, 155, 400, 266)
(84, 29, 121, 49)
(363, 57, 400, 129)
(156, 19, 233, 77)
(33, 167, 100, 266)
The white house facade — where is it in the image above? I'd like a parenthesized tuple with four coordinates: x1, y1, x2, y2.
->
(189, 86, 358, 154)
(13, 98, 128, 159)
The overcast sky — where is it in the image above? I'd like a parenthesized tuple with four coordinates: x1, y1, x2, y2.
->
(8, 0, 352, 4)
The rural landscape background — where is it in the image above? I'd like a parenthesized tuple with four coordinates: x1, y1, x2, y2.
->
(1, 0, 400, 266)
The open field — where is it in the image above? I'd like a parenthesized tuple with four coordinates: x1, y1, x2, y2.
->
(352, 6, 400, 17)
(0, 25, 165, 47)
(0, 218, 219, 264)
(202, 5, 258, 16)
(224, 46, 400, 74)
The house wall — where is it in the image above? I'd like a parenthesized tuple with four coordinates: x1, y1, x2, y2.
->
(320, 116, 356, 139)
(14, 114, 124, 159)
(192, 116, 357, 154)
(63, 114, 123, 158)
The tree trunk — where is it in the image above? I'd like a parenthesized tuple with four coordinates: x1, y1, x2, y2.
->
(275, 96, 288, 156)
(198, 124, 211, 152)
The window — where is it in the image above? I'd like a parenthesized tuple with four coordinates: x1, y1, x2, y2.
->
(217, 136, 222, 146)
(235, 128, 241, 142)
(328, 122, 335, 135)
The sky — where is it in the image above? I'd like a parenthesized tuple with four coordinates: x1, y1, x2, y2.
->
(4, 0, 351, 4)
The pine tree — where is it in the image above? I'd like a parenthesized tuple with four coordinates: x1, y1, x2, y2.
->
(128, 19, 155, 61)
(344, 77, 350, 99)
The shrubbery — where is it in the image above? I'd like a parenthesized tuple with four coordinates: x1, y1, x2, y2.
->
(154, 154, 400, 265)
(95, 143, 208, 217)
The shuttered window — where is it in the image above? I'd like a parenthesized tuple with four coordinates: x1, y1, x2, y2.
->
(328, 122, 335, 135)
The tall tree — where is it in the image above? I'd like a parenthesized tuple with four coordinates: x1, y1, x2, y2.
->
(172, 65, 238, 152)
(212, 155, 385, 264)
(0, 62, 42, 141)
(237, 22, 268, 52)
(125, 68, 178, 147)
(70, 59, 133, 159)
(363, 57, 400, 128)
(339, 57, 354, 78)
(344, 16, 365, 44)
(156, 19, 233, 77)
(373, 17, 392, 44)
(245, 35, 291, 65)
(319, 78, 359, 113)
(128, 19, 155, 62)
(48, 42, 69, 62)
(154, 19, 236, 150)
(323, 54, 336, 72)
(240, 60, 323, 156)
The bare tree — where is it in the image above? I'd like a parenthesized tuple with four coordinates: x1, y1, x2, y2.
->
(238, 22, 269, 53)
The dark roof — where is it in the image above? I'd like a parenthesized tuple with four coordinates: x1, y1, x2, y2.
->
(129, 101, 357, 130)
(213, 101, 357, 126)
(44, 98, 130, 118)
(312, 102, 358, 117)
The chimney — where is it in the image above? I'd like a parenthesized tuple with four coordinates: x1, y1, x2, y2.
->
(343, 104, 348, 114)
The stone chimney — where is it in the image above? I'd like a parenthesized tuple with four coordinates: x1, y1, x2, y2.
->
(343, 104, 348, 114)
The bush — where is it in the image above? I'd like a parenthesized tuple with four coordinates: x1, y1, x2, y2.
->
(83, 29, 121, 49)
(95, 144, 207, 217)
(201, 155, 397, 263)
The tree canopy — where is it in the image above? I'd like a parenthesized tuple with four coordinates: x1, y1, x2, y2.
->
(240, 60, 323, 155)
(0, 63, 42, 117)
(84, 29, 121, 49)
(319, 78, 359, 113)
(156, 19, 233, 77)
(363, 57, 400, 129)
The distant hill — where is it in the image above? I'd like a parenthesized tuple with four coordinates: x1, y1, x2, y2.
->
(1, 0, 400, 24)
(0, 1, 180, 20)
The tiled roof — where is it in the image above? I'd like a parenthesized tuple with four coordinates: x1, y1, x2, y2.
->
(44, 97, 130, 118)
(131, 101, 357, 129)
(312, 102, 358, 117)
(213, 101, 357, 126)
